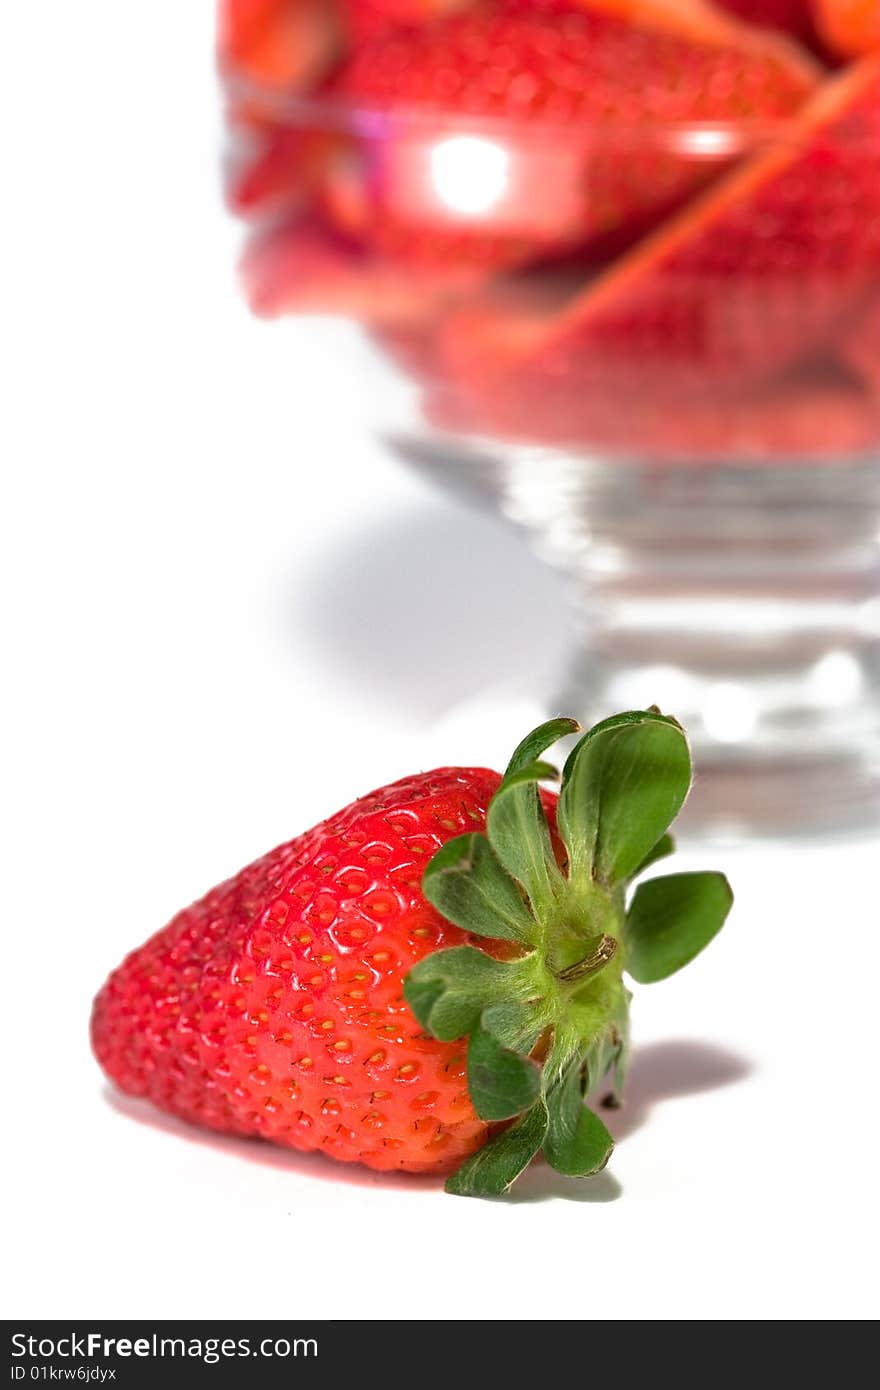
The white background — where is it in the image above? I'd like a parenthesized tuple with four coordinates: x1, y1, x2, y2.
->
(2, 3, 878, 1321)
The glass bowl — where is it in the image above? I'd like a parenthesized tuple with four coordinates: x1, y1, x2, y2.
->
(221, 13, 880, 837)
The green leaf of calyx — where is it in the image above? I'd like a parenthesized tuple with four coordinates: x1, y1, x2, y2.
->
(504, 717, 580, 779)
(403, 947, 515, 1041)
(625, 871, 733, 984)
(406, 710, 731, 1198)
(445, 1102, 549, 1198)
(422, 833, 538, 946)
(481, 998, 548, 1054)
(487, 762, 563, 916)
(632, 832, 675, 878)
(466, 1026, 542, 1121)
(558, 710, 691, 889)
(544, 1065, 614, 1178)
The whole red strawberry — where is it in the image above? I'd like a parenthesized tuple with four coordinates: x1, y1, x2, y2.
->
(92, 712, 731, 1196)
(92, 763, 498, 1175)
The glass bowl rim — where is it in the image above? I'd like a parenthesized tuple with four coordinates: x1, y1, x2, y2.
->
(223, 81, 880, 149)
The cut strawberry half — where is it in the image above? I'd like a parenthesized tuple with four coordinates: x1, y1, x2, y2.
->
(642, 368, 880, 460)
(228, 124, 345, 215)
(538, 0, 823, 77)
(241, 218, 478, 321)
(440, 54, 880, 406)
(423, 351, 880, 459)
(843, 300, 880, 393)
(813, 0, 880, 57)
(218, 0, 341, 92)
(714, 0, 819, 47)
(339, 0, 477, 45)
(325, 3, 817, 275)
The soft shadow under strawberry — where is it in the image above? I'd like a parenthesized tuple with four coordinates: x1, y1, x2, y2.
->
(602, 1038, 753, 1143)
(102, 1035, 751, 1200)
(102, 1088, 440, 1193)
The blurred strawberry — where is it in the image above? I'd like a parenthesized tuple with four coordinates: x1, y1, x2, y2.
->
(714, 1, 818, 47)
(325, 3, 816, 274)
(568, 0, 737, 40)
(566, 1, 822, 69)
(645, 368, 880, 460)
(843, 301, 880, 393)
(241, 218, 478, 320)
(219, 0, 341, 93)
(340, 0, 478, 44)
(425, 351, 880, 458)
(439, 54, 880, 412)
(813, 0, 880, 57)
(228, 125, 345, 215)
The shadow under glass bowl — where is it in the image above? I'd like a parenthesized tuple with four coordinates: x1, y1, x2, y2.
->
(223, 61, 880, 838)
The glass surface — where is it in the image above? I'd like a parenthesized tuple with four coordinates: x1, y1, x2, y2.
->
(221, 17, 880, 835)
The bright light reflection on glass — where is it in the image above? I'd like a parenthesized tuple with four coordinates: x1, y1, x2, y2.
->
(675, 127, 743, 159)
(429, 136, 512, 217)
(703, 682, 758, 745)
(807, 650, 863, 707)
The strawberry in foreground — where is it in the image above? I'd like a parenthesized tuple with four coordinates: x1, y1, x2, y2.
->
(92, 711, 732, 1197)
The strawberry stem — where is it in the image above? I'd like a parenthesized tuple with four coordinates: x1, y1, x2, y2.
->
(557, 934, 618, 983)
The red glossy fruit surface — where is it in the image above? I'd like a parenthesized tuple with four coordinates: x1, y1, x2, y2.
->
(91, 768, 513, 1174)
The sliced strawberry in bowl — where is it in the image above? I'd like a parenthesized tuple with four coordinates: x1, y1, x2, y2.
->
(812, 1, 880, 58)
(221, 0, 879, 465)
(241, 216, 482, 321)
(322, 2, 816, 277)
(533, 0, 824, 72)
(843, 299, 880, 393)
(641, 364, 880, 462)
(227, 122, 347, 215)
(339, 0, 479, 45)
(714, 0, 819, 46)
(435, 53, 880, 435)
(219, 0, 342, 94)
(422, 343, 880, 460)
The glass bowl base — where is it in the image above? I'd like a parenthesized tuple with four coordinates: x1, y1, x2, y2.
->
(396, 433, 880, 841)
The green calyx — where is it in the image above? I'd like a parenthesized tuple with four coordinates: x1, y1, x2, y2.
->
(404, 709, 733, 1199)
